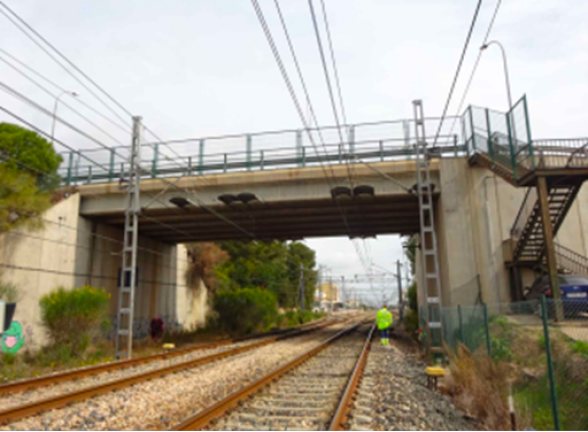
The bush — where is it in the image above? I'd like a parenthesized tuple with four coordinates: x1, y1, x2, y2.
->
(0, 279, 20, 302)
(212, 287, 278, 335)
(407, 282, 418, 311)
(39, 286, 110, 356)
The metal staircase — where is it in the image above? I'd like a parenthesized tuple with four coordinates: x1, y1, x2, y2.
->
(511, 183, 582, 265)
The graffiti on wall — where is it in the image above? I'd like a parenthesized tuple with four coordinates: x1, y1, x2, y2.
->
(1, 321, 25, 354)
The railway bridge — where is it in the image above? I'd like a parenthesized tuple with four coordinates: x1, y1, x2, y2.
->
(2, 96, 588, 346)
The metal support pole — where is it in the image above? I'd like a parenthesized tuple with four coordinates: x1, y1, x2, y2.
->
(541, 295, 560, 430)
(537, 176, 564, 322)
(115, 116, 142, 360)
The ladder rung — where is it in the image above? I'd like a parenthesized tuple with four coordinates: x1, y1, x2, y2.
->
(424, 250, 436, 255)
(118, 329, 130, 336)
(423, 226, 434, 232)
(428, 322, 441, 329)
(121, 288, 132, 294)
(119, 308, 131, 314)
(425, 273, 438, 279)
(427, 297, 440, 304)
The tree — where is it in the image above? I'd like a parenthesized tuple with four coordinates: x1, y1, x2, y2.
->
(0, 123, 62, 191)
(0, 168, 51, 232)
(185, 242, 228, 293)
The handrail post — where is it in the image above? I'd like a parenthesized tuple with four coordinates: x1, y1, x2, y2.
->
(506, 111, 518, 181)
(187, 156, 192, 177)
(485, 108, 494, 167)
(302, 146, 306, 167)
(224, 154, 228, 173)
(151, 143, 159, 178)
(107, 149, 115, 183)
(199, 139, 205, 175)
(349, 125, 355, 155)
(66, 151, 74, 185)
(246, 134, 252, 171)
(523, 95, 535, 169)
(461, 115, 469, 157)
(260, 150, 264, 170)
(380, 140, 384, 161)
(458, 304, 464, 345)
(468, 106, 476, 152)
(87, 166, 92, 184)
(296, 130, 302, 167)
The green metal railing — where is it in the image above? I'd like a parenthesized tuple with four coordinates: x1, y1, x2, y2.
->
(57, 116, 465, 186)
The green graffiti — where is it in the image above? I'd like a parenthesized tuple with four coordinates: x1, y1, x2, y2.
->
(2, 321, 25, 354)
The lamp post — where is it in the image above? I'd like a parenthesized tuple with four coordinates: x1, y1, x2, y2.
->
(51, 90, 78, 143)
(480, 40, 513, 110)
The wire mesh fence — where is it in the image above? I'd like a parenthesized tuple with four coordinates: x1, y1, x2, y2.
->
(441, 298, 588, 430)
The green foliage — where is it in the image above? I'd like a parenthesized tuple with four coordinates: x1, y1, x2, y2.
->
(39, 286, 110, 355)
(404, 309, 419, 335)
(0, 123, 62, 191)
(216, 240, 317, 308)
(404, 236, 417, 275)
(0, 168, 52, 232)
(277, 309, 324, 328)
(571, 340, 588, 358)
(489, 336, 513, 361)
(407, 282, 418, 311)
(0, 276, 20, 302)
(212, 287, 278, 335)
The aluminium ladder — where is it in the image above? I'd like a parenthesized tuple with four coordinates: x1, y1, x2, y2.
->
(412, 100, 444, 357)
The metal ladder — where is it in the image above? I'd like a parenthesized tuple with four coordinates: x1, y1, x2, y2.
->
(115, 116, 142, 360)
(412, 100, 443, 357)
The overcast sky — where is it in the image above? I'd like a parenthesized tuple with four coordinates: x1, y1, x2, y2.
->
(1, 0, 586, 306)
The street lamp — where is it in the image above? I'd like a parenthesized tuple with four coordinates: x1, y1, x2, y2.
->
(480, 40, 513, 110)
(51, 90, 79, 143)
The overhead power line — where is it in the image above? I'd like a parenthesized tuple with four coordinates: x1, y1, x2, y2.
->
(446, 0, 503, 139)
(431, 0, 484, 147)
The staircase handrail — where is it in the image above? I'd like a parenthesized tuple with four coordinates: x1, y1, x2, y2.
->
(555, 243, 588, 277)
(510, 187, 537, 239)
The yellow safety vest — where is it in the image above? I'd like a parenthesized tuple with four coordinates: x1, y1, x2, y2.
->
(376, 308, 393, 330)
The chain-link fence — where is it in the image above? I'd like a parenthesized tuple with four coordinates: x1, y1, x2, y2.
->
(442, 298, 588, 430)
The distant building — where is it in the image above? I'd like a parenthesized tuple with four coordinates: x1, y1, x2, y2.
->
(315, 282, 340, 303)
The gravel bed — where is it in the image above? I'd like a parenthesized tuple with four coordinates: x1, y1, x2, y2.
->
(1, 321, 355, 431)
(347, 340, 478, 431)
(0, 336, 275, 412)
(209, 326, 369, 431)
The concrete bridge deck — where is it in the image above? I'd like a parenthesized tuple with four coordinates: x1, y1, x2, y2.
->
(77, 160, 439, 242)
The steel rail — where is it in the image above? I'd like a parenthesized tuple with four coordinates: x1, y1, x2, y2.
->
(173, 320, 371, 431)
(329, 324, 376, 430)
(0, 320, 334, 425)
(0, 317, 328, 396)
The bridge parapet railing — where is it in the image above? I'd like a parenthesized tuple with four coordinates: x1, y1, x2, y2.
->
(463, 95, 534, 180)
(57, 116, 464, 185)
(528, 138, 588, 170)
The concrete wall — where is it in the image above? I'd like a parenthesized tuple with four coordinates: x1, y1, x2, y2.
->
(431, 158, 588, 308)
(0, 193, 208, 351)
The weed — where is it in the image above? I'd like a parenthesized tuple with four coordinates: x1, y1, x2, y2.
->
(570, 340, 588, 358)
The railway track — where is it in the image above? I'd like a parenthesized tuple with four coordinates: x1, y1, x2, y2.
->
(0, 316, 330, 396)
(174, 322, 375, 431)
(0, 316, 341, 425)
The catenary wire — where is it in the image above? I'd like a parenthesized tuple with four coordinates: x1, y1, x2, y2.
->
(446, 0, 503, 139)
(431, 0, 484, 147)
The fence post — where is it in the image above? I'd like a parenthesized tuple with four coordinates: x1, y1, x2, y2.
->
(485, 108, 494, 166)
(506, 111, 518, 181)
(483, 302, 491, 356)
(541, 295, 560, 430)
(458, 304, 464, 344)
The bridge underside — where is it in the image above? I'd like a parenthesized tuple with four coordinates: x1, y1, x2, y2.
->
(91, 193, 426, 243)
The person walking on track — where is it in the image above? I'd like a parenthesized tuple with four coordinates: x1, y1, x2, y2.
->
(376, 304, 393, 345)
